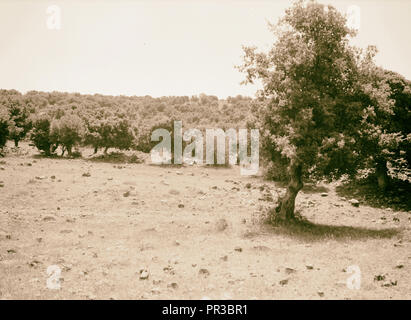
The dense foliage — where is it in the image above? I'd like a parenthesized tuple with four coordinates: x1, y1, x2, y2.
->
(0, 90, 253, 157)
(238, 0, 410, 221)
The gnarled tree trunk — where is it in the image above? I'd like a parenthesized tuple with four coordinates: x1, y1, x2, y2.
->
(376, 160, 388, 192)
(272, 160, 303, 222)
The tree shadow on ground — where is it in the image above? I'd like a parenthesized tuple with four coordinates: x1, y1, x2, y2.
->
(336, 177, 411, 212)
(301, 183, 329, 194)
(266, 218, 401, 242)
(87, 152, 143, 164)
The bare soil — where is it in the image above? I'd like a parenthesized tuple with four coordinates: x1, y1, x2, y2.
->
(0, 145, 410, 299)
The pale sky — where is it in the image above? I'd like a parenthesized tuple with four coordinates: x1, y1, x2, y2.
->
(1, 0, 410, 98)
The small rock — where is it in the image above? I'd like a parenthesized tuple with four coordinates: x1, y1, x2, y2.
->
(320, 193, 328, 197)
(234, 247, 243, 252)
(178, 204, 184, 208)
(139, 269, 149, 280)
(82, 172, 91, 177)
(317, 291, 324, 297)
(198, 268, 210, 277)
(43, 216, 56, 222)
(279, 279, 288, 286)
(220, 255, 228, 262)
(348, 199, 360, 207)
(285, 267, 296, 274)
(167, 282, 178, 289)
(306, 265, 314, 270)
(374, 274, 385, 281)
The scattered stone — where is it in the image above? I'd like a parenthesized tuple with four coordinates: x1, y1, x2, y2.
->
(320, 193, 328, 197)
(35, 176, 47, 180)
(234, 247, 243, 252)
(317, 291, 324, 297)
(139, 269, 149, 280)
(163, 266, 175, 275)
(348, 199, 360, 207)
(28, 260, 42, 268)
(82, 172, 91, 177)
(279, 279, 288, 286)
(382, 280, 398, 287)
(374, 274, 385, 281)
(220, 255, 228, 262)
(123, 191, 130, 197)
(43, 216, 56, 222)
(60, 229, 73, 234)
(245, 183, 252, 189)
(178, 204, 184, 208)
(306, 265, 314, 270)
(7, 249, 16, 254)
(285, 267, 297, 274)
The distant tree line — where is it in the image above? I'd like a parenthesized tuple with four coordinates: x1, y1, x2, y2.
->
(0, 90, 253, 157)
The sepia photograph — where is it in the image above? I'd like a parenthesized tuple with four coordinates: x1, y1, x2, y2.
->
(0, 0, 410, 305)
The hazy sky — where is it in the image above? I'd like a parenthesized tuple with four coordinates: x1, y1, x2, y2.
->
(1, 0, 410, 98)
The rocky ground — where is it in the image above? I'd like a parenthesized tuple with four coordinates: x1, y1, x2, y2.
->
(0, 144, 410, 299)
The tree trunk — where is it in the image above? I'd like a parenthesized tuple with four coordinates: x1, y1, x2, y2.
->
(376, 160, 388, 192)
(104, 147, 109, 154)
(272, 160, 303, 222)
(93, 146, 98, 154)
(14, 139, 19, 147)
(67, 146, 72, 157)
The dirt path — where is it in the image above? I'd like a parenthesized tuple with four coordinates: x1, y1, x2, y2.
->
(0, 152, 410, 299)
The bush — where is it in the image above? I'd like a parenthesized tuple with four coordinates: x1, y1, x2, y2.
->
(29, 115, 57, 156)
(0, 106, 9, 152)
(50, 114, 85, 156)
(85, 117, 135, 154)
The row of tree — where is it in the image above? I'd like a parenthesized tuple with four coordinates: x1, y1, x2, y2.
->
(0, 90, 253, 156)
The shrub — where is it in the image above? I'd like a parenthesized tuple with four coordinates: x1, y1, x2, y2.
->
(0, 105, 9, 152)
(29, 115, 58, 156)
(50, 114, 85, 156)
